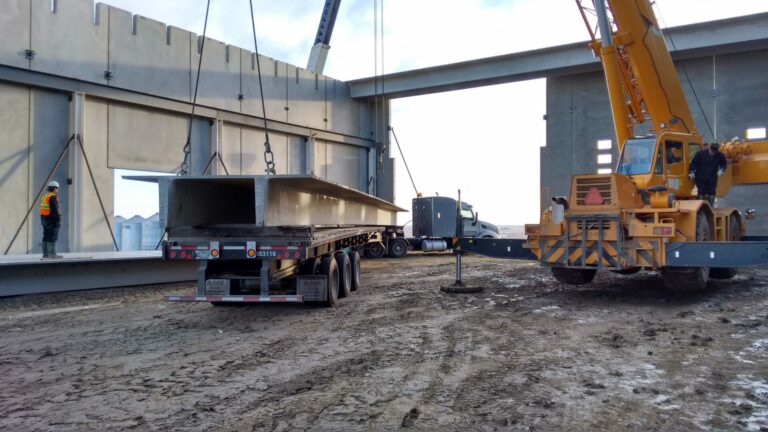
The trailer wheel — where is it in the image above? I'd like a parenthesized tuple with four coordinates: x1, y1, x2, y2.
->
(336, 252, 352, 298)
(365, 242, 386, 259)
(318, 255, 340, 307)
(349, 250, 362, 291)
(388, 238, 409, 258)
(710, 215, 740, 279)
(551, 267, 597, 285)
(299, 257, 321, 275)
(662, 211, 710, 291)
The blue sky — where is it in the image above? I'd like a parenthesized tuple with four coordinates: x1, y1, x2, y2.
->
(107, 0, 768, 222)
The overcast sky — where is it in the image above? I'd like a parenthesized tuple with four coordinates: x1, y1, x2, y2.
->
(109, 0, 768, 223)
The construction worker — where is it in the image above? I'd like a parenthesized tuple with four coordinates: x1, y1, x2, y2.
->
(689, 142, 727, 205)
(39, 180, 62, 259)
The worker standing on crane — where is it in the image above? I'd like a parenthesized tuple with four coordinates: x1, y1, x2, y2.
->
(689, 142, 728, 205)
(39, 181, 63, 259)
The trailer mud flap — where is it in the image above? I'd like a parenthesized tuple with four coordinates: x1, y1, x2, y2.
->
(296, 276, 328, 302)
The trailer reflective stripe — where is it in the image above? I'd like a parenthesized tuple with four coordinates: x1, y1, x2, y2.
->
(164, 295, 304, 302)
(222, 246, 246, 250)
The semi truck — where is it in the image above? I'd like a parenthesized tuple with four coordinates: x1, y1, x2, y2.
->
(142, 175, 403, 307)
(363, 195, 501, 258)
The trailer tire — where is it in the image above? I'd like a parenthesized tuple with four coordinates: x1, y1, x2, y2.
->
(349, 250, 362, 291)
(299, 257, 321, 275)
(336, 252, 352, 298)
(662, 211, 710, 291)
(365, 242, 386, 259)
(319, 255, 340, 307)
(388, 238, 409, 258)
(710, 215, 740, 280)
(551, 267, 597, 285)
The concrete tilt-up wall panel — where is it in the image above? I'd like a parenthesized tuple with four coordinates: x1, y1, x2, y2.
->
(32, 1, 108, 84)
(0, 0, 30, 69)
(0, 83, 31, 255)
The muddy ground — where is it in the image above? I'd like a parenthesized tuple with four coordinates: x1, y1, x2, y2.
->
(1, 255, 767, 431)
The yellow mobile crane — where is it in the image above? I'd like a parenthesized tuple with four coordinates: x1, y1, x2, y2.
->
(524, 0, 768, 290)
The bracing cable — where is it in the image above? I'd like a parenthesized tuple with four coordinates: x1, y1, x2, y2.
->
(179, 0, 212, 175)
(389, 127, 419, 196)
(248, 0, 277, 175)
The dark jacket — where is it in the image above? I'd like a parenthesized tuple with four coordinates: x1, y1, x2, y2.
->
(689, 149, 727, 180)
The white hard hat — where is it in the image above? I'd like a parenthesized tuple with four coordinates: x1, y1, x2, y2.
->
(48, 181, 60, 188)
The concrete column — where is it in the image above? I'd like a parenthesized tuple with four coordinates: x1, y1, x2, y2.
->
(68, 92, 84, 252)
(372, 99, 395, 202)
(306, 135, 316, 176)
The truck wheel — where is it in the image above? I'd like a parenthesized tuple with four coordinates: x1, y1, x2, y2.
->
(349, 250, 362, 291)
(299, 257, 321, 275)
(710, 215, 740, 279)
(662, 211, 710, 291)
(318, 255, 340, 307)
(551, 267, 597, 285)
(336, 252, 352, 298)
(388, 238, 409, 258)
(365, 242, 386, 259)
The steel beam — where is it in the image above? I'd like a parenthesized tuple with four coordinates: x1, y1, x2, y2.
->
(151, 175, 404, 232)
(349, 13, 768, 99)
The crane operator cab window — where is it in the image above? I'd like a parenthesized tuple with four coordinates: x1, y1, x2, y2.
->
(617, 138, 655, 175)
(654, 141, 684, 175)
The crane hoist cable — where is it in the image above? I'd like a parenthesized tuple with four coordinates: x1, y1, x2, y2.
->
(389, 126, 419, 196)
(179, 0, 212, 176)
(249, 0, 276, 175)
(653, 2, 716, 142)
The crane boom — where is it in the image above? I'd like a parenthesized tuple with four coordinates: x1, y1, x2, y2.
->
(307, 0, 342, 74)
(578, 0, 700, 150)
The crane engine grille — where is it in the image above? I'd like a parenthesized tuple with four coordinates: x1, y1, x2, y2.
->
(575, 176, 613, 206)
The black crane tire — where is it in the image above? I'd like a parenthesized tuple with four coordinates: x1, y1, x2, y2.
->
(551, 267, 597, 285)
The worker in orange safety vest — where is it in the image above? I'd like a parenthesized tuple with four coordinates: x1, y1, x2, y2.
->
(39, 180, 62, 259)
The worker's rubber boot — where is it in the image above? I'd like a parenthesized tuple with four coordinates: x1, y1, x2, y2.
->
(49, 242, 63, 259)
(41, 242, 50, 259)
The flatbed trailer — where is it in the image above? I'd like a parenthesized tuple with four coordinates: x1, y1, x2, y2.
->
(164, 225, 382, 306)
(127, 174, 404, 307)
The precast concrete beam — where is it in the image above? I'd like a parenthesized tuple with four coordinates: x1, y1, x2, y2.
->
(348, 13, 768, 99)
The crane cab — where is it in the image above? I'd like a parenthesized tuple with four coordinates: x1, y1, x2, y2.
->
(616, 133, 703, 199)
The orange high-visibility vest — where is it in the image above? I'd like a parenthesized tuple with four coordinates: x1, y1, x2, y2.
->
(39, 192, 57, 216)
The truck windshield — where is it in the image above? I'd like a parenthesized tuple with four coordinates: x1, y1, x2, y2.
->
(617, 138, 656, 175)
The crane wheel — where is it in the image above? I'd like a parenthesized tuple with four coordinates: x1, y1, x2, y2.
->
(335, 252, 352, 298)
(551, 267, 597, 285)
(710, 215, 741, 280)
(318, 255, 340, 307)
(349, 250, 362, 291)
(662, 211, 710, 291)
